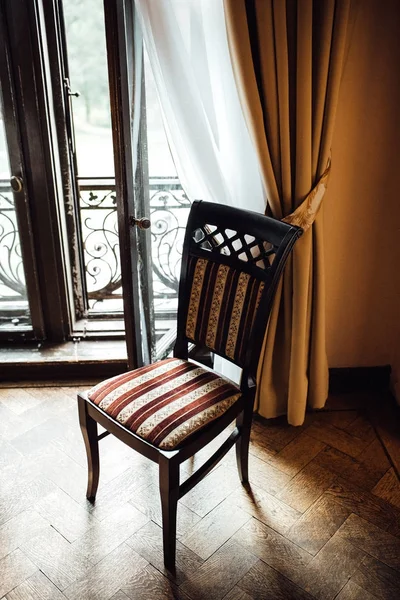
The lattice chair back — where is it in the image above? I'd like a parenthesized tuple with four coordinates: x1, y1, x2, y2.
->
(175, 201, 303, 379)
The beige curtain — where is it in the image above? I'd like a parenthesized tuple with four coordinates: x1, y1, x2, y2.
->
(223, 0, 352, 424)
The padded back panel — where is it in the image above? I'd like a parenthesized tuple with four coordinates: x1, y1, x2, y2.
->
(185, 256, 265, 366)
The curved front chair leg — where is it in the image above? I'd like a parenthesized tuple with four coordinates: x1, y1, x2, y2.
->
(159, 454, 180, 572)
(78, 395, 100, 502)
(236, 400, 254, 485)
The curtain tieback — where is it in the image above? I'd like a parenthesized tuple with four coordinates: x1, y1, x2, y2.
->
(282, 158, 331, 232)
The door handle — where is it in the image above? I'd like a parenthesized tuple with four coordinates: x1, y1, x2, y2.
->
(63, 78, 78, 154)
(129, 216, 151, 230)
(64, 78, 80, 97)
(10, 175, 23, 193)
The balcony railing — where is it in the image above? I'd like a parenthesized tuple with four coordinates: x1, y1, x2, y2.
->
(0, 181, 28, 310)
(0, 176, 190, 354)
(78, 176, 190, 311)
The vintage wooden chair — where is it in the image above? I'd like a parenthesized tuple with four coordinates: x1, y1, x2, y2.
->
(78, 200, 302, 570)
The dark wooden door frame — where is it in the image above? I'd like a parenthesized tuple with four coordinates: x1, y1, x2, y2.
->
(0, 0, 73, 341)
(0, 0, 45, 340)
(103, 0, 144, 370)
(41, 0, 89, 322)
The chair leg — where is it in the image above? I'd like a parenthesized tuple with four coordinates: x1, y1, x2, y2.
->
(78, 395, 100, 502)
(236, 400, 254, 485)
(159, 454, 180, 572)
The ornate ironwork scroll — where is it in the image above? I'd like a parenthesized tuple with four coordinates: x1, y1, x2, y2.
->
(0, 181, 27, 303)
(78, 182, 121, 310)
(150, 181, 191, 300)
(77, 177, 191, 314)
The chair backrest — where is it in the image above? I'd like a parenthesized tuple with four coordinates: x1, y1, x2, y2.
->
(175, 201, 302, 380)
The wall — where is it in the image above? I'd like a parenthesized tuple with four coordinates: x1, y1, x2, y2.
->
(324, 0, 400, 399)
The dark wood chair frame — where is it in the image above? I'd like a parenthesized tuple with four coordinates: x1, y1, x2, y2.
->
(78, 200, 302, 571)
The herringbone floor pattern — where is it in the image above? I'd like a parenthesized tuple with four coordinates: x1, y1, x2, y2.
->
(1, 384, 400, 599)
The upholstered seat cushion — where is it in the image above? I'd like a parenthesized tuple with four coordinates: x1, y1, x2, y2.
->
(88, 358, 241, 450)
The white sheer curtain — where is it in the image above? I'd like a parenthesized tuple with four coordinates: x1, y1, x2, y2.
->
(134, 0, 264, 382)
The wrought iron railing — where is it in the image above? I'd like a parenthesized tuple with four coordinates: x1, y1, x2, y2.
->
(0, 178, 190, 326)
(144, 178, 190, 301)
(78, 176, 190, 315)
(0, 180, 28, 306)
(78, 178, 120, 307)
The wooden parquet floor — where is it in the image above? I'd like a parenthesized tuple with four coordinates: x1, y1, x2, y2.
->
(1, 384, 400, 599)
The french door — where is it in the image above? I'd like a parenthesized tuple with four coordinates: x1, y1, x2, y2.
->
(0, 0, 69, 341)
(0, 49, 42, 337)
(54, 0, 189, 365)
(0, 0, 189, 366)
(102, 0, 191, 368)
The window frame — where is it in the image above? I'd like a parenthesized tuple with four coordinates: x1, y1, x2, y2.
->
(0, 0, 72, 342)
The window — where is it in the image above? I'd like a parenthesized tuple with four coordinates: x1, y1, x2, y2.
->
(0, 0, 189, 364)
(61, 0, 190, 358)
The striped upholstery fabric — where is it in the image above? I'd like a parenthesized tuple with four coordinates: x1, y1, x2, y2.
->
(88, 358, 241, 450)
(185, 256, 265, 365)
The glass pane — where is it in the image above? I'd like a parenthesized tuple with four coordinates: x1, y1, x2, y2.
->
(0, 84, 31, 329)
(63, 0, 114, 177)
(63, 0, 121, 314)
